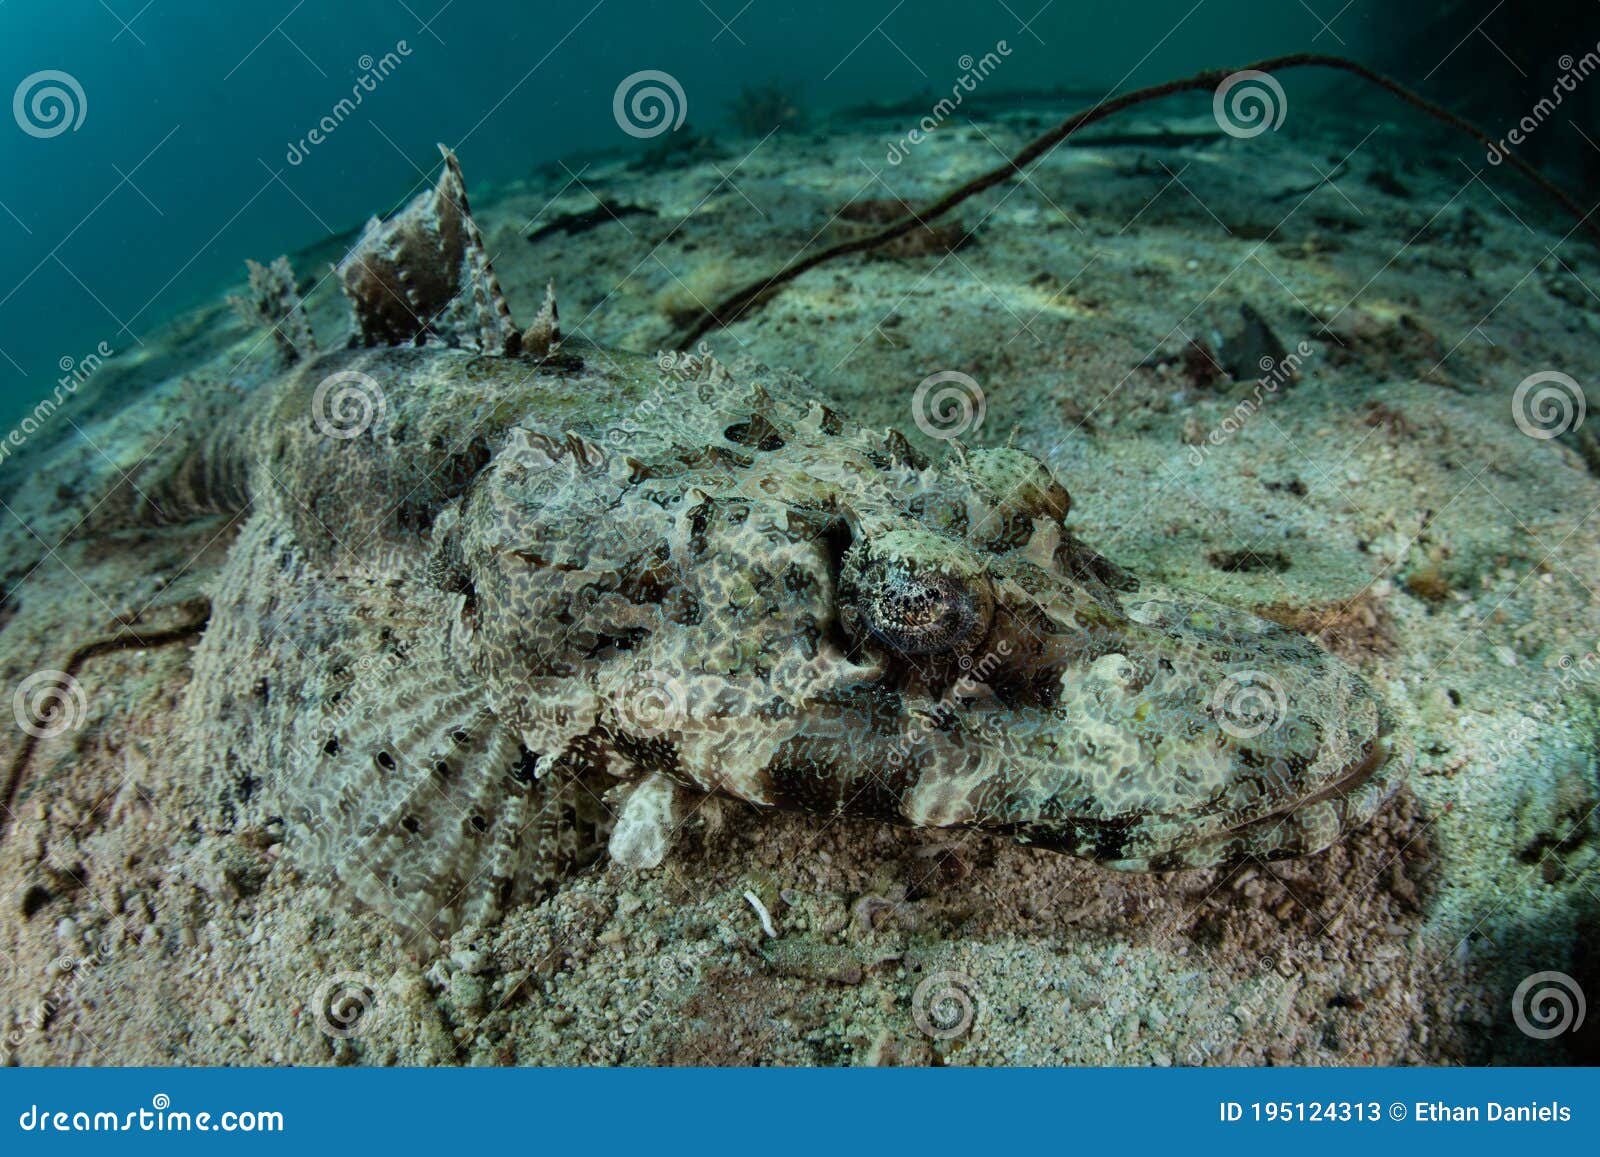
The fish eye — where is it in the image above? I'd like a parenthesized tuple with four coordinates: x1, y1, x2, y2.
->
(842, 529, 994, 655)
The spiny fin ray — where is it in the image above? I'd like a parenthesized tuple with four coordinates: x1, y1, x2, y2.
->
(335, 144, 520, 355)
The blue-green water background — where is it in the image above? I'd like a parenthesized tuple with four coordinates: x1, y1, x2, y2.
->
(0, 0, 1594, 426)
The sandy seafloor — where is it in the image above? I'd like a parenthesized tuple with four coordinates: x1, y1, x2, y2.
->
(2, 92, 1598, 1066)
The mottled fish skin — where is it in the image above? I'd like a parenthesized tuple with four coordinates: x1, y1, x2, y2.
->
(448, 348, 1404, 868)
(160, 337, 1407, 933)
(116, 149, 1408, 936)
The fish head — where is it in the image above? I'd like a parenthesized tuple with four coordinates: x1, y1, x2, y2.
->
(444, 361, 1403, 869)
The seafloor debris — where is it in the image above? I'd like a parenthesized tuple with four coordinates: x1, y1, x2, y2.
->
(630, 124, 725, 170)
(677, 51, 1598, 344)
(1219, 304, 1293, 383)
(526, 200, 656, 243)
(1260, 591, 1398, 663)
(727, 82, 806, 136)
(1313, 306, 1447, 383)
(831, 196, 970, 258)
(1136, 303, 1292, 389)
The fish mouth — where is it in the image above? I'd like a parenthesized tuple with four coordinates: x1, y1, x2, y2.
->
(1210, 663, 1402, 823)
(1287, 731, 1393, 814)
(1195, 711, 1403, 865)
(1097, 707, 1402, 873)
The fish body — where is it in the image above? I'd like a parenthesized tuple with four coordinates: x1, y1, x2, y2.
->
(85, 149, 1407, 936)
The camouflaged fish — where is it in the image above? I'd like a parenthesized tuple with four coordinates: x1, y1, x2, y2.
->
(75, 148, 1407, 936)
